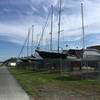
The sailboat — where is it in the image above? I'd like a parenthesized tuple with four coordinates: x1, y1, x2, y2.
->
(36, 0, 67, 59)
(19, 26, 43, 62)
(36, 50, 67, 59)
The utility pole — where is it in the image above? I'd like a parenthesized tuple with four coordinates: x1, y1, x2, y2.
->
(58, 0, 62, 53)
(50, 5, 53, 51)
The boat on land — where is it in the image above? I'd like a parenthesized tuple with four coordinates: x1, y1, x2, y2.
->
(36, 0, 67, 59)
(36, 50, 67, 59)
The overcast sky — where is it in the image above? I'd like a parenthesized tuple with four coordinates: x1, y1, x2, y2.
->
(0, 0, 100, 60)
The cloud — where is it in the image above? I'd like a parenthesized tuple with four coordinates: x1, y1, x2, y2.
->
(0, 0, 100, 60)
(0, 34, 24, 44)
(0, 0, 100, 47)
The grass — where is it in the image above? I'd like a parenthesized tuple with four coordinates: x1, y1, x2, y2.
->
(9, 68, 100, 99)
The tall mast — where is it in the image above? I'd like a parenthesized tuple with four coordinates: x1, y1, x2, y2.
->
(18, 31, 30, 58)
(58, 0, 62, 53)
(50, 5, 53, 51)
(31, 25, 34, 55)
(27, 28, 30, 57)
(81, 3, 85, 51)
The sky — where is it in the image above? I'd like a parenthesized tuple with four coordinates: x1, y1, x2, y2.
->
(0, 0, 100, 61)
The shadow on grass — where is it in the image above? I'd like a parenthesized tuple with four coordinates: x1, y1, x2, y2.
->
(55, 73, 99, 82)
(54, 75, 83, 81)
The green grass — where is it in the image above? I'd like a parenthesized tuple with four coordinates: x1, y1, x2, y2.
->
(9, 68, 100, 99)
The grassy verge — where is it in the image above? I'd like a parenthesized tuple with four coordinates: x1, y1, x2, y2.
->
(9, 68, 100, 99)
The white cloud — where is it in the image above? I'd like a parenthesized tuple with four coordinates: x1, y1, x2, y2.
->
(0, 0, 100, 46)
(31, 6, 39, 13)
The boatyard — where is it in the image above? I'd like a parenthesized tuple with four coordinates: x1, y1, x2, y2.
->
(0, 0, 100, 100)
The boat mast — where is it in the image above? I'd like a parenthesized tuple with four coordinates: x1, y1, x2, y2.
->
(50, 5, 53, 51)
(18, 31, 30, 58)
(31, 25, 34, 55)
(58, 0, 62, 53)
(27, 28, 30, 57)
(81, 3, 85, 52)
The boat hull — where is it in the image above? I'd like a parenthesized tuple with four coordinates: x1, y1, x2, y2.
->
(36, 50, 67, 59)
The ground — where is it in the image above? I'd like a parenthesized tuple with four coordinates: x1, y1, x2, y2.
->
(9, 68, 100, 100)
(0, 66, 30, 100)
